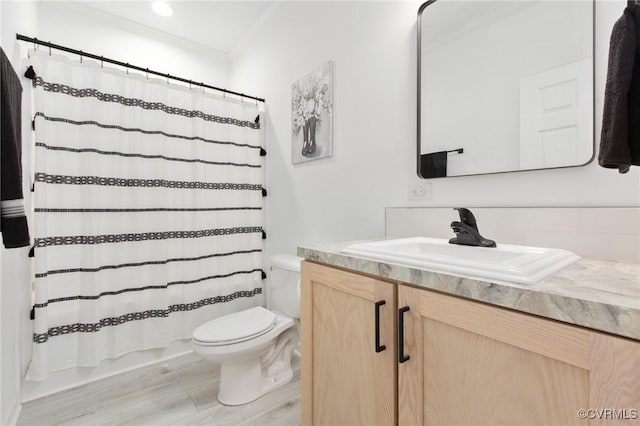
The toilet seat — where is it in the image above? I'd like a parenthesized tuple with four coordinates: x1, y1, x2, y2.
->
(193, 306, 277, 346)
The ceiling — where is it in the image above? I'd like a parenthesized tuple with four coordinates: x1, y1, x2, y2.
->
(80, 1, 274, 53)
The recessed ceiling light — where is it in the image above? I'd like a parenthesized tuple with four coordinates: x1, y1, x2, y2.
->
(151, 1, 173, 17)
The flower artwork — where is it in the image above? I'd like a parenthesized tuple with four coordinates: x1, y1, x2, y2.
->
(291, 61, 333, 164)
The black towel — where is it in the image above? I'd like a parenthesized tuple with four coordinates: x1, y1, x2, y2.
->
(420, 151, 447, 178)
(0, 47, 30, 248)
(599, 5, 640, 173)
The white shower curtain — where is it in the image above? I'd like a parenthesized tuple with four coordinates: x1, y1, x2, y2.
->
(26, 51, 265, 380)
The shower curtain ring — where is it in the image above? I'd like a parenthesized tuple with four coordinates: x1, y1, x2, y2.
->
(146, 68, 149, 80)
(48, 43, 51, 56)
(167, 73, 170, 85)
(126, 63, 129, 75)
(79, 51, 83, 63)
(101, 56, 104, 68)
(202, 83, 205, 94)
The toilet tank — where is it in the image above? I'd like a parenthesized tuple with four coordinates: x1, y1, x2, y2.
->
(268, 255, 302, 319)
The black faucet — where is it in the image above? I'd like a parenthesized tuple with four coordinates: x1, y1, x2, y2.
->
(449, 208, 496, 248)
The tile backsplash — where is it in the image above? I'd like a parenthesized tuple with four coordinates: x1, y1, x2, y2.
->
(386, 207, 640, 264)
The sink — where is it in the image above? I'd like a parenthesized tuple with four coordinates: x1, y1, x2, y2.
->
(341, 237, 580, 285)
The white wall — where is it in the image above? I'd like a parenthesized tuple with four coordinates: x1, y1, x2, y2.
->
(1, 2, 39, 423)
(229, 0, 640, 260)
(230, 1, 418, 256)
(36, 2, 230, 88)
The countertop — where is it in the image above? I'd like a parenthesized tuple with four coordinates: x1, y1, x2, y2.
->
(297, 241, 640, 340)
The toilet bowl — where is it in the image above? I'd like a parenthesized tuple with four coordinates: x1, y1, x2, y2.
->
(191, 255, 302, 406)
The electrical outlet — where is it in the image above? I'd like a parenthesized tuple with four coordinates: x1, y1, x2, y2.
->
(409, 183, 432, 200)
(410, 186, 426, 197)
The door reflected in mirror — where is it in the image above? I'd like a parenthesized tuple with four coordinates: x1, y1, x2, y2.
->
(418, 0, 595, 178)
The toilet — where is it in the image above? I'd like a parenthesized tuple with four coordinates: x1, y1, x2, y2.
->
(191, 255, 302, 406)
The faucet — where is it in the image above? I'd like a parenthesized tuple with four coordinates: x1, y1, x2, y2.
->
(449, 208, 496, 248)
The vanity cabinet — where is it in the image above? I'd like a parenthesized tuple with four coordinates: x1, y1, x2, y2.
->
(301, 261, 640, 426)
(300, 261, 396, 425)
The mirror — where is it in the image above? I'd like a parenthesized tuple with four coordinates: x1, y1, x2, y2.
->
(418, 0, 595, 178)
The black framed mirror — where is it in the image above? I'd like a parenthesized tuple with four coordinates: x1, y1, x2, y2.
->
(418, 0, 595, 179)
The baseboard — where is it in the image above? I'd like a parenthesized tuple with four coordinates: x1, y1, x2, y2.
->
(22, 340, 193, 402)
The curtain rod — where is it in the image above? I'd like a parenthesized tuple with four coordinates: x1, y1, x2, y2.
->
(16, 34, 265, 103)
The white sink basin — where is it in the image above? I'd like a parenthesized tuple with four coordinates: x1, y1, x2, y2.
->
(341, 237, 580, 285)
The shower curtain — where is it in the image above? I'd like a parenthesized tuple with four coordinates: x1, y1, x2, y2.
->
(26, 51, 265, 380)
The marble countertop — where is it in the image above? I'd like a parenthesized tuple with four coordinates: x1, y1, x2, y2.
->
(297, 241, 640, 341)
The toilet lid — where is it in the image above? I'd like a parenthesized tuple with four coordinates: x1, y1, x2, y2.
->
(192, 306, 277, 344)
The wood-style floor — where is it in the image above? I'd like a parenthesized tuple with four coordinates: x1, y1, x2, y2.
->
(17, 353, 300, 426)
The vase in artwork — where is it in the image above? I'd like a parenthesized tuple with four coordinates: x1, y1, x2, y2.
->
(302, 116, 317, 156)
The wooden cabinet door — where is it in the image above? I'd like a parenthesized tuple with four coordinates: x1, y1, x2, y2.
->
(301, 262, 397, 426)
(398, 285, 640, 426)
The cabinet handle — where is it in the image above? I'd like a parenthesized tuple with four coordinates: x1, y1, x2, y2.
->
(398, 306, 410, 363)
(374, 300, 386, 353)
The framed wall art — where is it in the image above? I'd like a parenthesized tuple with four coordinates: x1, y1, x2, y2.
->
(291, 61, 333, 164)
